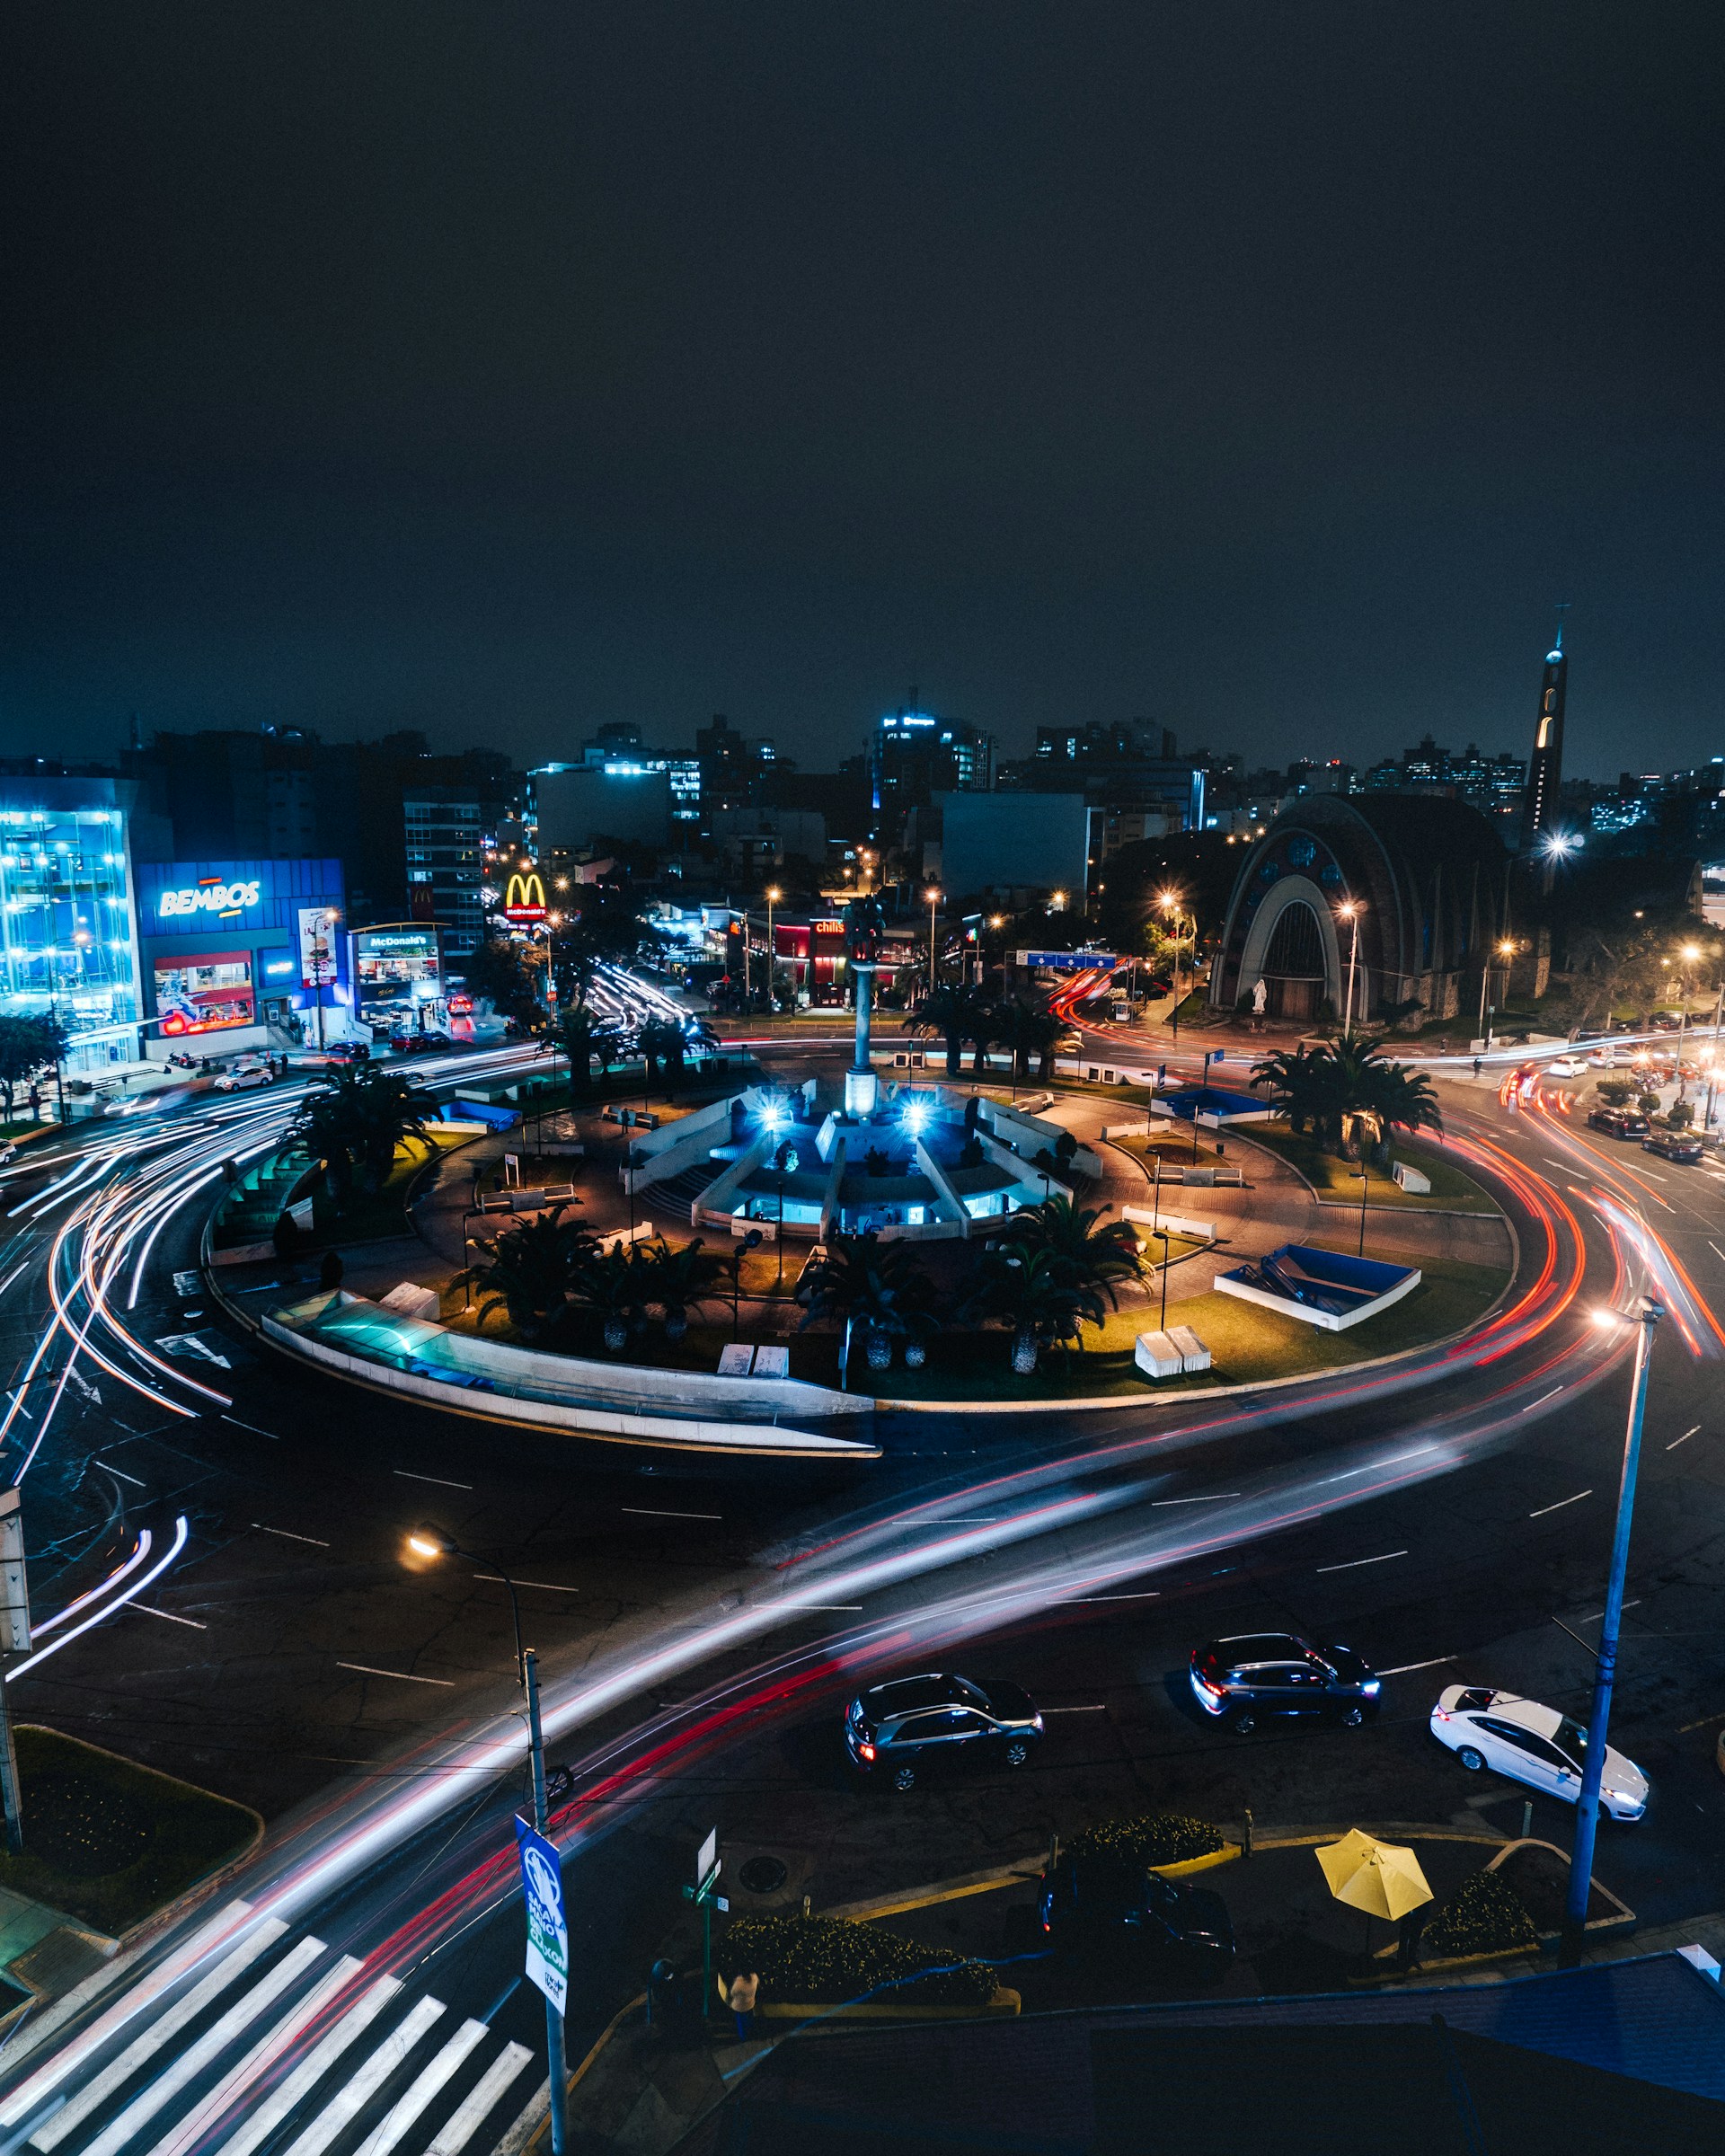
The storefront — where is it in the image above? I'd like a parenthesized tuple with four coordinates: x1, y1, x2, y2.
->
(0, 777, 145, 1073)
(136, 858, 349, 1056)
(349, 923, 446, 1034)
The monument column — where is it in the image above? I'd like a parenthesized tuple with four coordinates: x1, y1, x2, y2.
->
(842, 892, 886, 1118)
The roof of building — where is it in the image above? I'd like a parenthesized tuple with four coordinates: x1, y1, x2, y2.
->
(683, 1951, 1725, 2155)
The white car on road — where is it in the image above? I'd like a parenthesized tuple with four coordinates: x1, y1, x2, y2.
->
(212, 1056, 276, 1092)
(1544, 1056, 1586, 1078)
(1430, 1685, 1648, 1820)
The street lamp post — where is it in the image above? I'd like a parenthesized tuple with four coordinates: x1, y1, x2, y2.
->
(1562, 1299, 1661, 1964)
(1154, 1228, 1172, 1331)
(1480, 938, 1517, 1047)
(925, 888, 941, 993)
(1337, 901, 1362, 1037)
(405, 1531, 568, 2152)
(765, 886, 782, 1014)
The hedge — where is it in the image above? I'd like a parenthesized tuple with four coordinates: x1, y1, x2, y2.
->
(1066, 1813, 1225, 1869)
(1425, 1869, 1535, 1957)
(721, 1914, 997, 2009)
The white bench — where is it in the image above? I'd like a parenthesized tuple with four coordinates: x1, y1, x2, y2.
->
(717, 1343, 755, 1377)
(753, 1345, 790, 1379)
(1167, 1323, 1211, 1374)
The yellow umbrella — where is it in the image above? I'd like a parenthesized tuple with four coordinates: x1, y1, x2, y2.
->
(1315, 1829, 1433, 1922)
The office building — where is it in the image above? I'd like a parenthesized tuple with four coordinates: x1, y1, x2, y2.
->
(1519, 614, 1569, 848)
(136, 856, 349, 1056)
(403, 783, 511, 959)
(0, 776, 146, 1072)
(869, 707, 994, 817)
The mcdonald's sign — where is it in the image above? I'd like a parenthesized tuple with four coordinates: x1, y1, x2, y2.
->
(503, 870, 548, 923)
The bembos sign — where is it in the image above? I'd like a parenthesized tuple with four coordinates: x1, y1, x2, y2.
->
(503, 870, 548, 923)
(157, 879, 261, 920)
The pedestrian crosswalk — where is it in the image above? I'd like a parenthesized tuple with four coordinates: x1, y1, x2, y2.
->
(0, 1905, 541, 2156)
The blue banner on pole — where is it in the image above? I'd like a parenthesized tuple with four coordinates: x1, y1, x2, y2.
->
(514, 1816, 569, 2016)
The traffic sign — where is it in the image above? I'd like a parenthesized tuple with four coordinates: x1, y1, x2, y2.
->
(514, 1816, 569, 2016)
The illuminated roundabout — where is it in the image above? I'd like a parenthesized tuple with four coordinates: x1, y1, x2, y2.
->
(3, 1029, 1721, 2154)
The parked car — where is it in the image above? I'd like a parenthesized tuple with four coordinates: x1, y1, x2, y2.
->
(1644, 1130, 1704, 1163)
(1544, 1056, 1585, 1078)
(1586, 1047, 1618, 1069)
(1429, 1685, 1648, 1820)
(1189, 1633, 1380, 1732)
(1039, 1854, 1234, 1979)
(1587, 1107, 1650, 1139)
(212, 1056, 276, 1092)
(844, 1672, 1042, 1791)
(389, 1029, 454, 1056)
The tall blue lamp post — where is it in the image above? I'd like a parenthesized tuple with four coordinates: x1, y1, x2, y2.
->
(1562, 1297, 1660, 1964)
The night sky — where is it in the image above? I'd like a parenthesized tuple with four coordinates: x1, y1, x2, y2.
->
(5, 4, 1721, 779)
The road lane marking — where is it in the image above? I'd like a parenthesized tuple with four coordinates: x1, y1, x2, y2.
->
(1528, 1489, 1591, 1518)
(136, 1604, 207, 1629)
(779, 1603, 862, 1611)
(97, 1462, 146, 1488)
(217, 1978, 404, 2156)
(425, 2043, 534, 2156)
(1379, 1657, 1455, 1675)
(1040, 1705, 1109, 1714)
(1152, 1494, 1241, 1507)
(1520, 1386, 1565, 1413)
(1668, 1427, 1702, 1449)
(1065, 1592, 1161, 1603)
(1574, 1600, 1641, 1621)
(252, 1523, 332, 1546)
(473, 1574, 578, 1593)
(1315, 1550, 1408, 1573)
(621, 1507, 721, 1519)
(394, 1470, 473, 1489)
(336, 1662, 455, 1686)
(1710, 1243, 1725, 1263)
(32, 1922, 288, 2148)
(354, 2015, 488, 2156)
(1678, 1710, 1725, 1734)
(279, 1994, 447, 2156)
(221, 1415, 279, 1440)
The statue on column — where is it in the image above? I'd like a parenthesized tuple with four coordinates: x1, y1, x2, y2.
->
(843, 891, 888, 1116)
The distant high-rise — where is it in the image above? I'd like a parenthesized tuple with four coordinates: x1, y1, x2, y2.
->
(1518, 610, 1569, 849)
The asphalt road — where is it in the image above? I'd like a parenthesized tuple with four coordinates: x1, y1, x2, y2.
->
(2, 1024, 1722, 2156)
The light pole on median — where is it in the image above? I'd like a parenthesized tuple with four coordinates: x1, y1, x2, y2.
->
(1561, 1298, 1661, 1966)
(406, 1530, 568, 2152)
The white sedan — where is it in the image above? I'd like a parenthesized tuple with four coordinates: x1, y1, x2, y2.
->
(213, 1057, 276, 1092)
(1544, 1056, 1586, 1078)
(1429, 1685, 1648, 1821)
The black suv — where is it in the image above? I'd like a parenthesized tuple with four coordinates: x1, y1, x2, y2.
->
(1644, 1130, 1703, 1163)
(844, 1672, 1042, 1791)
(1039, 1855, 1234, 1979)
(1189, 1632, 1380, 1733)
(1588, 1106, 1650, 1139)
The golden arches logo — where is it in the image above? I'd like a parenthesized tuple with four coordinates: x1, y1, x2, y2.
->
(503, 870, 547, 916)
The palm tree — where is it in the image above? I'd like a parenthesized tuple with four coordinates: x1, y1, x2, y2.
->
(796, 1232, 938, 1379)
(638, 1236, 727, 1339)
(907, 985, 985, 1078)
(988, 1000, 1061, 1080)
(961, 1243, 1108, 1374)
(1250, 1043, 1340, 1140)
(966, 1002, 1000, 1075)
(543, 1002, 619, 1096)
(457, 1203, 593, 1343)
(1008, 1195, 1146, 1304)
(1347, 1043, 1444, 1162)
(571, 1243, 652, 1352)
(288, 1065, 436, 1203)
(636, 1016, 689, 1091)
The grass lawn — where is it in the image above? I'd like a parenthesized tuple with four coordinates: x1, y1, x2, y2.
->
(0, 1727, 259, 1936)
(1240, 1126, 1500, 1214)
(872, 1246, 1510, 1401)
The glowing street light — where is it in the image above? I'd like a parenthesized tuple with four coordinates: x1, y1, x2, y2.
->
(765, 885, 783, 1012)
(924, 887, 942, 990)
(1158, 888, 1192, 1042)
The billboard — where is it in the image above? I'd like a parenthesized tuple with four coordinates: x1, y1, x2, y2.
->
(138, 859, 345, 939)
(153, 952, 254, 1036)
(502, 869, 548, 923)
(297, 906, 342, 990)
